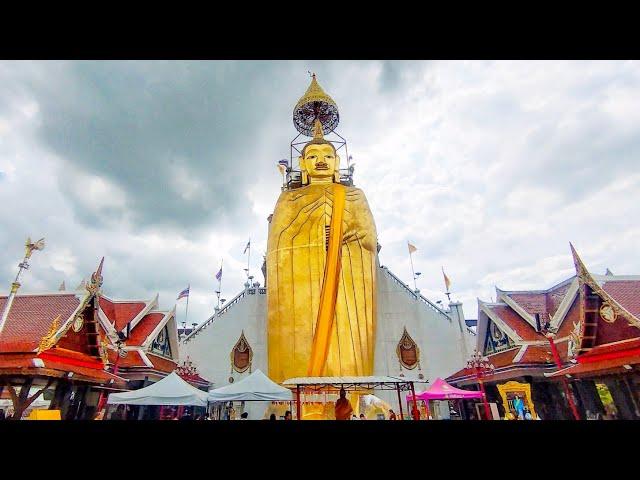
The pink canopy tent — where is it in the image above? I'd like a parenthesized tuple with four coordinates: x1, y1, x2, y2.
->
(406, 377, 483, 401)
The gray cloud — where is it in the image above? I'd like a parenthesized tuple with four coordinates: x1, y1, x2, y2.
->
(1, 60, 639, 326)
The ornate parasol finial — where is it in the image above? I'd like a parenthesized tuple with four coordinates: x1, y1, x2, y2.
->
(293, 74, 339, 137)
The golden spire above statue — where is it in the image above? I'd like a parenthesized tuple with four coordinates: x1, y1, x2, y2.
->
(293, 73, 340, 137)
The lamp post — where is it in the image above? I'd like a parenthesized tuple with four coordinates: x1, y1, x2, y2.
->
(0, 237, 45, 336)
(466, 350, 495, 420)
(541, 322, 581, 420)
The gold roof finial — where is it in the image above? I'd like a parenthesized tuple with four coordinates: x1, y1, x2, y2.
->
(294, 74, 337, 112)
(293, 74, 340, 137)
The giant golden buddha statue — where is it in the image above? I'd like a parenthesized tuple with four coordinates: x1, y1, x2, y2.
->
(267, 75, 378, 383)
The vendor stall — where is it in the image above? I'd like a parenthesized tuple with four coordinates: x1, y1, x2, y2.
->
(282, 376, 428, 420)
(106, 371, 209, 412)
(406, 377, 483, 419)
(207, 370, 292, 419)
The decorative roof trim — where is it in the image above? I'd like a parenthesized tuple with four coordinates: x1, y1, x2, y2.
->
(513, 345, 528, 363)
(496, 276, 576, 296)
(593, 274, 640, 283)
(129, 293, 159, 330)
(570, 243, 640, 330)
(550, 278, 579, 330)
(97, 307, 118, 341)
(48, 289, 94, 350)
(479, 300, 523, 343)
(138, 350, 155, 368)
(498, 292, 539, 330)
(0, 291, 86, 299)
(141, 308, 174, 350)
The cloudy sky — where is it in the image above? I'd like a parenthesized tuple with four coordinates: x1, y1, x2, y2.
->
(1, 60, 639, 324)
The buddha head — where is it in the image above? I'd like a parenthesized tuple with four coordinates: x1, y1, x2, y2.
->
(299, 120, 340, 185)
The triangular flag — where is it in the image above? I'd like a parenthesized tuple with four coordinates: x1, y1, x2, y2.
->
(408, 242, 417, 254)
(442, 267, 451, 292)
(58, 281, 66, 291)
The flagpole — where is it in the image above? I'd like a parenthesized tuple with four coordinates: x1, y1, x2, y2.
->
(185, 283, 190, 326)
(216, 258, 223, 310)
(247, 238, 251, 284)
(409, 250, 417, 292)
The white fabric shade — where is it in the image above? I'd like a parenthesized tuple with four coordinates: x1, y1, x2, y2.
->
(207, 369, 293, 402)
(107, 371, 209, 406)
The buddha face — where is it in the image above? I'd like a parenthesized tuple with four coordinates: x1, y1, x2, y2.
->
(300, 142, 340, 184)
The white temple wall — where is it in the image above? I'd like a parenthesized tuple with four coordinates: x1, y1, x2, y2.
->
(372, 267, 475, 410)
(181, 267, 475, 417)
(181, 289, 268, 389)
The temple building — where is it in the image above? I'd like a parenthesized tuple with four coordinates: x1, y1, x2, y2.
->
(0, 258, 181, 419)
(446, 245, 640, 420)
(181, 75, 475, 417)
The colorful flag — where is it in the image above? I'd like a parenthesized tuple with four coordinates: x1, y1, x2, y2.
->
(442, 267, 451, 292)
(408, 242, 417, 254)
(277, 164, 286, 175)
(215, 267, 223, 282)
(243, 240, 251, 254)
(177, 286, 190, 300)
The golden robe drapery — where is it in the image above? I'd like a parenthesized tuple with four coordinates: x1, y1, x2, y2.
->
(266, 183, 377, 383)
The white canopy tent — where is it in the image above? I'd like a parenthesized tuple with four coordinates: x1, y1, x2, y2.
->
(106, 371, 209, 406)
(208, 369, 293, 402)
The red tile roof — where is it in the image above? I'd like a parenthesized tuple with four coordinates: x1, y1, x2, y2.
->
(107, 349, 147, 368)
(126, 313, 165, 346)
(487, 305, 543, 341)
(505, 280, 573, 320)
(581, 338, 640, 359)
(146, 353, 177, 373)
(518, 345, 555, 364)
(547, 355, 640, 378)
(179, 373, 211, 389)
(38, 347, 103, 368)
(0, 293, 80, 352)
(98, 297, 147, 332)
(508, 293, 546, 316)
(0, 352, 126, 385)
(602, 280, 640, 317)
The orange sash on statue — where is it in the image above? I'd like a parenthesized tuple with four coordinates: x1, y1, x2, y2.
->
(307, 183, 346, 376)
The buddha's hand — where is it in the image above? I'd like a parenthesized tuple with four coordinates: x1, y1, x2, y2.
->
(342, 228, 376, 252)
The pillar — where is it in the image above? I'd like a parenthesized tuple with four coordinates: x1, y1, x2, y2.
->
(448, 301, 469, 366)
